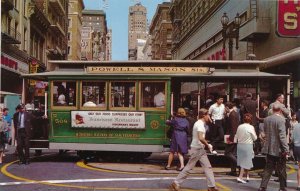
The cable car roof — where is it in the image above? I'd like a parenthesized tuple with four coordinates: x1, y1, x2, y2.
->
(21, 68, 289, 80)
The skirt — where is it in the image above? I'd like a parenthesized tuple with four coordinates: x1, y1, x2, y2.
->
(293, 146, 300, 161)
(237, 143, 254, 170)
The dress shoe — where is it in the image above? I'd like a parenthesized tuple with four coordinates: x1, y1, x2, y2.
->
(207, 187, 219, 191)
(258, 188, 266, 191)
(169, 182, 180, 191)
(25, 160, 30, 165)
(225, 171, 237, 176)
(237, 178, 247, 184)
(18, 160, 25, 165)
(176, 167, 184, 171)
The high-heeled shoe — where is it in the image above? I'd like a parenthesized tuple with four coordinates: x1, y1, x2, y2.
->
(237, 178, 247, 184)
(165, 166, 171, 170)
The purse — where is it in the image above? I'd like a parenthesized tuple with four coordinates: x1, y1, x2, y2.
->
(0, 132, 8, 144)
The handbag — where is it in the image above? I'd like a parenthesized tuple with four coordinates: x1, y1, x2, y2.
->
(0, 132, 8, 144)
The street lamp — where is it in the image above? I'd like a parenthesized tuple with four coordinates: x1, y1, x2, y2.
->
(221, 12, 241, 60)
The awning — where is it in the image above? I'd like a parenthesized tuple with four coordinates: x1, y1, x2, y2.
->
(261, 47, 300, 69)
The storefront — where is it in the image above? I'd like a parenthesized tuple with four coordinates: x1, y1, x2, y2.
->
(1, 53, 29, 94)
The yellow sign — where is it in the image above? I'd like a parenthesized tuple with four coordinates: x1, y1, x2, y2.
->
(87, 67, 213, 74)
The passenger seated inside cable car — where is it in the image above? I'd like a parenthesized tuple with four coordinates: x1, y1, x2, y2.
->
(83, 95, 97, 107)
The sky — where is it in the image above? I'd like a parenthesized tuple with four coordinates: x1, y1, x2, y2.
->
(83, 0, 169, 61)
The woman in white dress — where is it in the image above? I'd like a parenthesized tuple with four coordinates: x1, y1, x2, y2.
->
(234, 113, 257, 183)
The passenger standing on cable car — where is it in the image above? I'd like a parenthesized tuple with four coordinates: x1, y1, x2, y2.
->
(13, 104, 33, 165)
(241, 93, 258, 130)
(208, 95, 225, 148)
(165, 108, 189, 171)
(224, 102, 239, 176)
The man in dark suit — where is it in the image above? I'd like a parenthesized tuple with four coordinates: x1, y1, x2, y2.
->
(13, 104, 33, 165)
(241, 93, 258, 128)
(258, 103, 289, 191)
(224, 102, 239, 176)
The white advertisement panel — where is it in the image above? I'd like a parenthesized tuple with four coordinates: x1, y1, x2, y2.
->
(71, 111, 145, 129)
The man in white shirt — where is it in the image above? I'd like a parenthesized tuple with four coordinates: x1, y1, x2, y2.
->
(208, 96, 225, 145)
(169, 108, 219, 191)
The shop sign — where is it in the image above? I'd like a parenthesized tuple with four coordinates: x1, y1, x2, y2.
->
(1, 54, 28, 74)
(277, 0, 300, 37)
(29, 59, 39, 86)
(207, 49, 226, 60)
(71, 111, 146, 129)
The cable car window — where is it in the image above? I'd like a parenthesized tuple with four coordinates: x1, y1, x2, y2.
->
(52, 81, 76, 106)
(141, 82, 166, 108)
(110, 81, 136, 108)
(82, 81, 106, 107)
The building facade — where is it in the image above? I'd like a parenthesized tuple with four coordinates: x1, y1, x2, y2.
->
(149, 2, 172, 60)
(169, 0, 300, 108)
(1, 0, 68, 104)
(1, 0, 30, 95)
(105, 29, 112, 61)
(142, 37, 152, 60)
(128, 3, 147, 60)
(82, 10, 108, 61)
(68, 0, 84, 60)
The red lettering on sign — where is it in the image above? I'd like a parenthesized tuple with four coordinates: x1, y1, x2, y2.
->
(277, 0, 300, 37)
(207, 49, 227, 60)
(1, 55, 18, 70)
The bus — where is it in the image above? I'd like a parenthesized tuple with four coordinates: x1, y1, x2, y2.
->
(22, 60, 290, 160)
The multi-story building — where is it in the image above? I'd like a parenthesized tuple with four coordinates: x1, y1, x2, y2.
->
(1, 0, 30, 96)
(169, 0, 300, 108)
(68, 0, 85, 60)
(149, 2, 172, 60)
(128, 3, 147, 60)
(45, 0, 68, 64)
(82, 10, 108, 61)
(1, 0, 68, 104)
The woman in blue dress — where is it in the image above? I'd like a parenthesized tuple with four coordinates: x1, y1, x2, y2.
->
(165, 108, 189, 171)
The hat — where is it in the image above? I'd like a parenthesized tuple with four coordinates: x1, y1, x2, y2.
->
(177, 108, 186, 117)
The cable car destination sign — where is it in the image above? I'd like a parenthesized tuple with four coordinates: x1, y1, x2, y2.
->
(87, 66, 213, 74)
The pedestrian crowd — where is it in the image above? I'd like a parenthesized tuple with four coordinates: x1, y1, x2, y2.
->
(0, 103, 46, 165)
(167, 93, 300, 191)
(0, 92, 300, 191)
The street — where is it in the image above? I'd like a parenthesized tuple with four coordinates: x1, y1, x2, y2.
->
(0, 146, 299, 191)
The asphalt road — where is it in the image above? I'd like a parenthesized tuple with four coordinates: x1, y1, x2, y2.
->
(0, 146, 299, 191)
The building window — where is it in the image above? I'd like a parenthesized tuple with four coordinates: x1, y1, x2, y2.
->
(23, 0, 27, 17)
(68, 46, 71, 55)
(68, 32, 71, 41)
(68, 18, 72, 28)
(23, 28, 27, 51)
